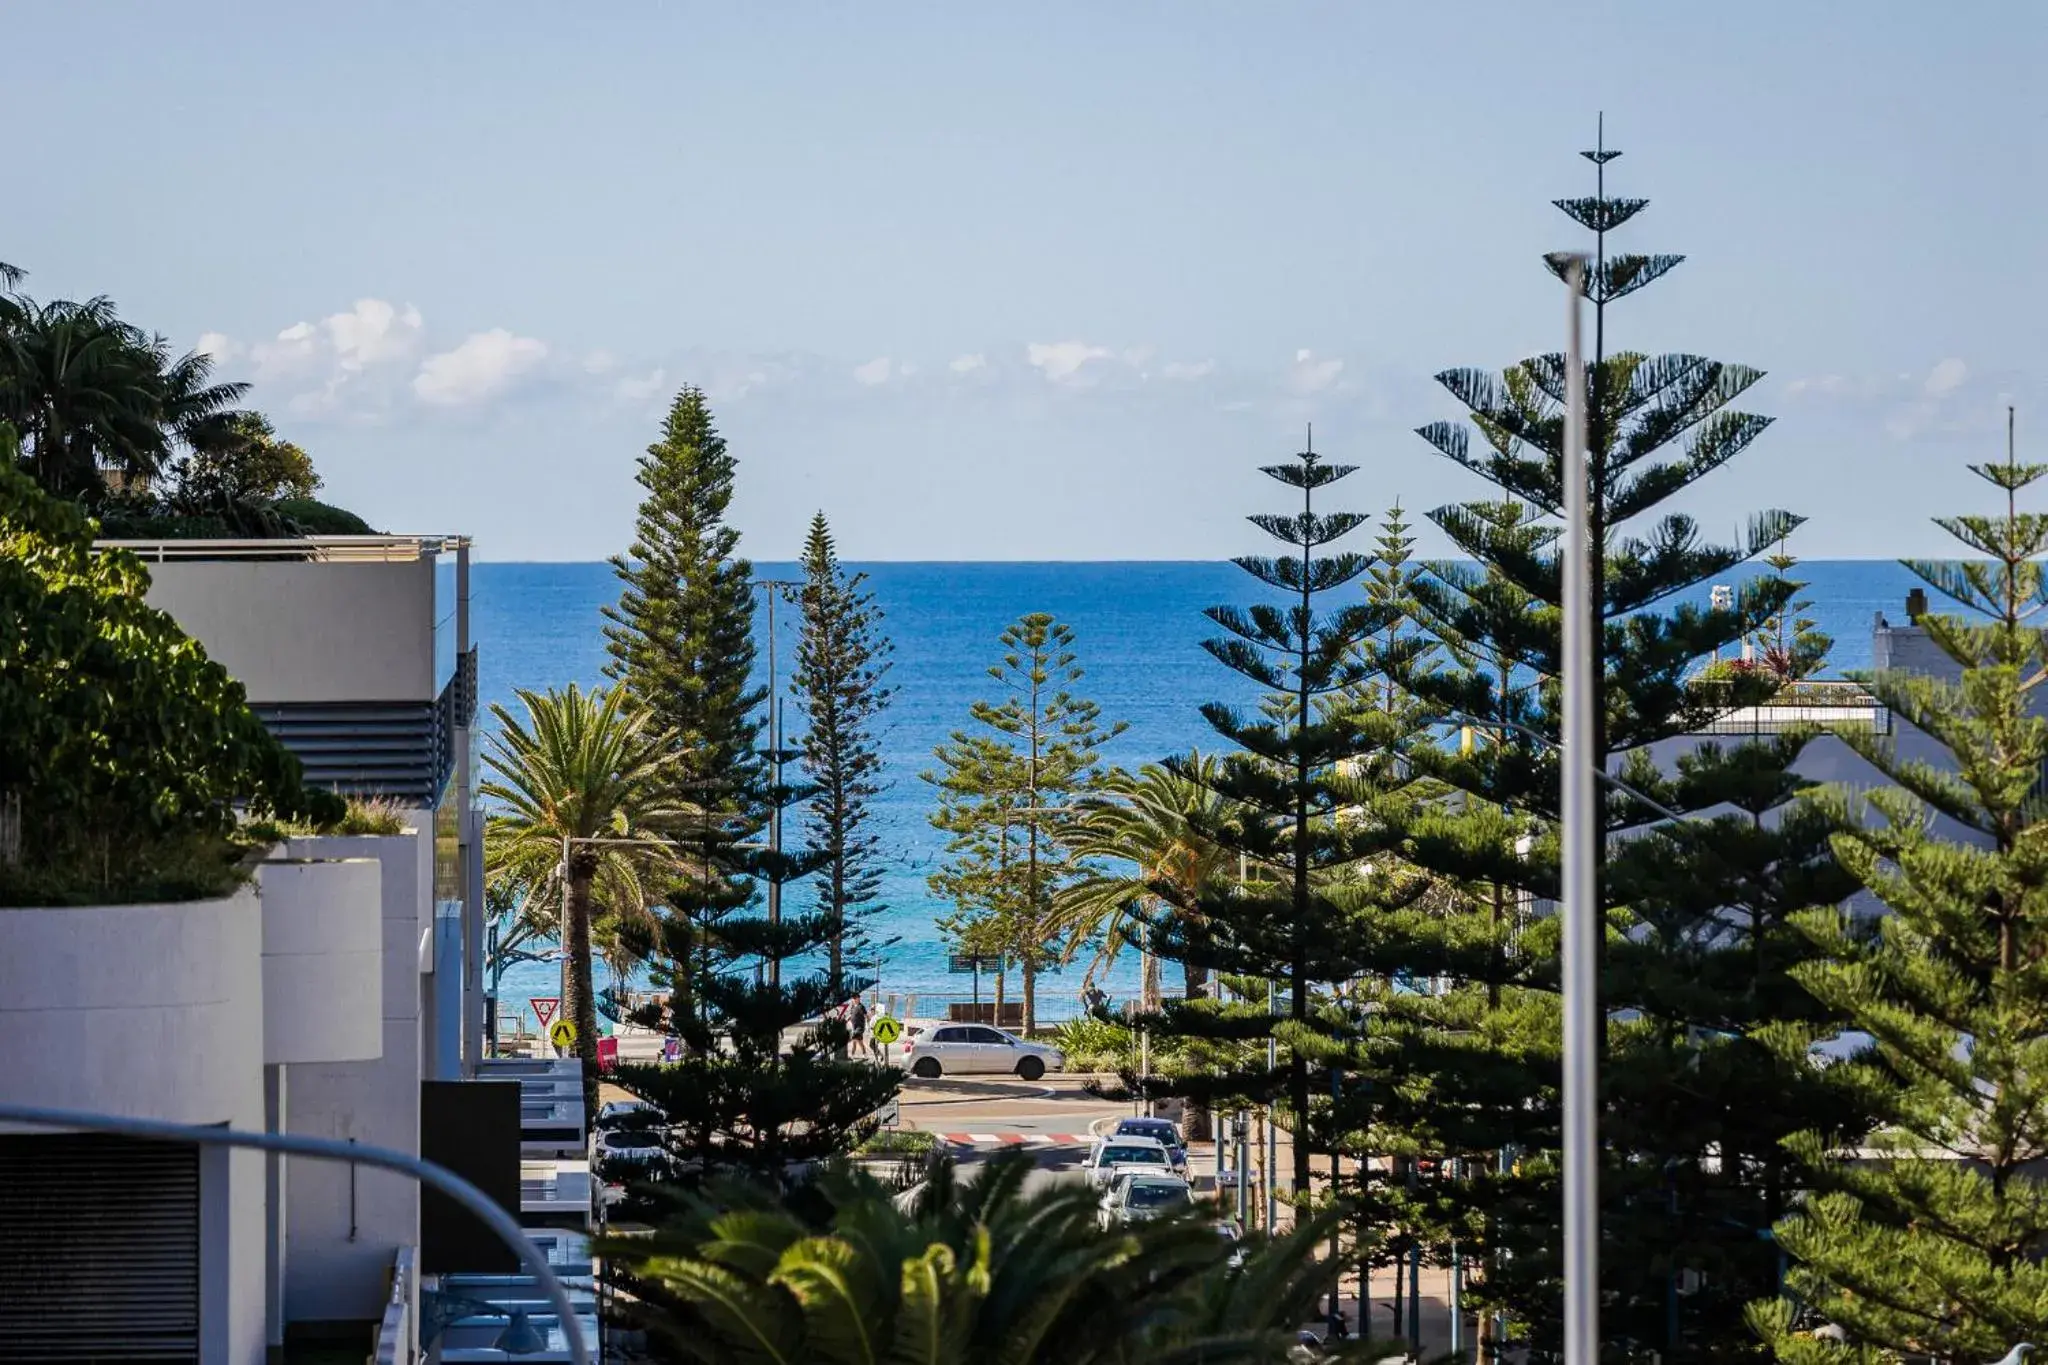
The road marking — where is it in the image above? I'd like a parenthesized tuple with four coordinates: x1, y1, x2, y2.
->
(941, 1133, 1096, 1147)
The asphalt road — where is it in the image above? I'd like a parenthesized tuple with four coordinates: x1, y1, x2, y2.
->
(899, 1072, 1126, 1195)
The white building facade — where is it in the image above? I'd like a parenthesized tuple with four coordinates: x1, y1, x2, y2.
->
(0, 536, 486, 1364)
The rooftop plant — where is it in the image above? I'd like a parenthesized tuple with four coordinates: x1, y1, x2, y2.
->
(0, 423, 342, 906)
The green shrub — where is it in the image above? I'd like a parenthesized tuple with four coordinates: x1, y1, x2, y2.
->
(852, 1128, 938, 1159)
(0, 429, 343, 906)
(275, 498, 375, 535)
(245, 796, 410, 842)
(1054, 1015, 1136, 1072)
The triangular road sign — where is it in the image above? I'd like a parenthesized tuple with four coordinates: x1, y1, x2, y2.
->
(532, 997, 561, 1031)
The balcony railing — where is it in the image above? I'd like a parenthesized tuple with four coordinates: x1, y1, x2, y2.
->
(1685, 678, 1890, 736)
(252, 647, 476, 802)
(97, 534, 470, 563)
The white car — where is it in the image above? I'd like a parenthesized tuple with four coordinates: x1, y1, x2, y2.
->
(1083, 1135, 1174, 1188)
(904, 1024, 1064, 1080)
(1098, 1173, 1195, 1228)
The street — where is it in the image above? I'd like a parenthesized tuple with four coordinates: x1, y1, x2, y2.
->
(898, 1072, 1122, 1195)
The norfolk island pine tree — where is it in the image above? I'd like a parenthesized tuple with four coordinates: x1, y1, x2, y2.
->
(1750, 417, 2048, 1364)
(603, 386, 766, 1042)
(1134, 432, 1400, 1199)
(790, 511, 898, 1004)
(1378, 132, 1865, 1358)
(926, 613, 1125, 1036)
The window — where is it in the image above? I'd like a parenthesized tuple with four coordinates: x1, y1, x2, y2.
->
(1102, 1145, 1166, 1166)
(932, 1027, 966, 1044)
(1126, 1182, 1189, 1209)
(606, 1131, 663, 1151)
(968, 1027, 1008, 1045)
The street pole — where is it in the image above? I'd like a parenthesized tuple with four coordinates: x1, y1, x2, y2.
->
(1558, 251, 1599, 1365)
(1265, 977, 1278, 1232)
(1139, 920, 1152, 1117)
(1235, 1108, 1250, 1227)
(764, 583, 782, 992)
(557, 835, 570, 1049)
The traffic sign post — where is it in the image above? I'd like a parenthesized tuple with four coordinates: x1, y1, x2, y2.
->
(532, 998, 561, 1033)
(947, 953, 1004, 1008)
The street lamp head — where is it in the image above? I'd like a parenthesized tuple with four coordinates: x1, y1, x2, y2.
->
(1546, 250, 1591, 290)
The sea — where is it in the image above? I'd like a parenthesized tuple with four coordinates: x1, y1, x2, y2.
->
(478, 559, 1923, 1027)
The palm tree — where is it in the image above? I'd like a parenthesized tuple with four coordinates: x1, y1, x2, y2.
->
(482, 683, 687, 1114)
(599, 1150, 1379, 1365)
(0, 293, 250, 501)
(1049, 753, 1240, 1012)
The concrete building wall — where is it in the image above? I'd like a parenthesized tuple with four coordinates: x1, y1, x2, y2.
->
(0, 889, 270, 1364)
(259, 859, 384, 1065)
(142, 558, 436, 703)
(279, 827, 431, 1325)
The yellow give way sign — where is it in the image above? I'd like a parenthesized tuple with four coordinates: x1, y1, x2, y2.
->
(870, 1016, 901, 1046)
(549, 1019, 577, 1051)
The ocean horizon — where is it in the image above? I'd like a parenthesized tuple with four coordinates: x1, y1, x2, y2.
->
(480, 558, 1926, 1028)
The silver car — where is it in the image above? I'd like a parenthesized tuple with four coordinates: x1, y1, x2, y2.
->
(1083, 1136, 1174, 1188)
(905, 1023, 1065, 1080)
(1098, 1173, 1195, 1228)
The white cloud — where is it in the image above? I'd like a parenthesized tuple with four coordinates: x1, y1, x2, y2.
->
(614, 368, 668, 405)
(195, 331, 238, 362)
(583, 349, 619, 375)
(1026, 340, 1113, 384)
(1783, 373, 1877, 401)
(1287, 348, 1344, 395)
(1925, 358, 1967, 396)
(235, 298, 428, 415)
(326, 299, 424, 373)
(852, 357, 894, 386)
(412, 329, 548, 407)
(1161, 360, 1216, 381)
(948, 353, 987, 374)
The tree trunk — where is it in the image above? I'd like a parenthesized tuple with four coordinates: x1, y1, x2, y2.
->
(670, 918, 694, 1044)
(563, 865, 600, 1120)
(994, 965, 1006, 1027)
(1023, 958, 1037, 1035)
(1141, 944, 1162, 1014)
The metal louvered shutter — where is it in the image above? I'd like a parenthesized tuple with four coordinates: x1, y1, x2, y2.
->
(0, 1133, 200, 1363)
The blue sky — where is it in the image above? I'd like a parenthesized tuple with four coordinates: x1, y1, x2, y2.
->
(6, 2, 2041, 560)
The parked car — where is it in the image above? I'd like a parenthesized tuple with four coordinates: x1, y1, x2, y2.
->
(593, 1125, 667, 1167)
(594, 1098, 661, 1132)
(1083, 1136, 1174, 1188)
(1097, 1173, 1195, 1228)
(904, 1023, 1065, 1080)
(893, 1019, 940, 1064)
(1108, 1117, 1188, 1173)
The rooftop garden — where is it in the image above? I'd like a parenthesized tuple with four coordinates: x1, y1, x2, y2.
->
(0, 261, 374, 540)
(0, 425, 344, 906)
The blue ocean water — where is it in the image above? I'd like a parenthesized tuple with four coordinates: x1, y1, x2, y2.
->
(479, 559, 1922, 1025)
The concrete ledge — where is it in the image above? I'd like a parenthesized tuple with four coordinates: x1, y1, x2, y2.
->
(0, 888, 263, 1126)
(260, 859, 383, 1065)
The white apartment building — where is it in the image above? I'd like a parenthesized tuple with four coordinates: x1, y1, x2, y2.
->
(0, 535, 526, 1365)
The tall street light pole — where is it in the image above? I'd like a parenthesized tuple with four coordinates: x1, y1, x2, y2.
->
(757, 578, 803, 992)
(1554, 250, 1599, 1365)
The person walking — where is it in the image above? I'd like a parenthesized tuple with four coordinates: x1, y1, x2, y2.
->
(847, 996, 869, 1061)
